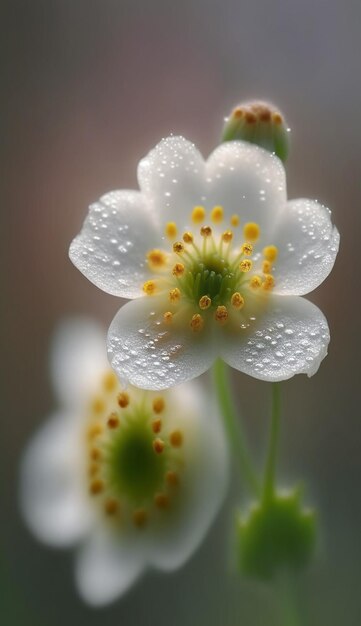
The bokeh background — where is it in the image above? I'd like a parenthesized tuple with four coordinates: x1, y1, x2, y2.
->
(2, 1, 360, 624)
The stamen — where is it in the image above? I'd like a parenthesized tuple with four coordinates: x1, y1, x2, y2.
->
(200, 225, 212, 238)
(262, 260, 272, 274)
(117, 392, 130, 408)
(147, 249, 167, 269)
(241, 242, 253, 256)
(215, 305, 228, 325)
(165, 222, 177, 239)
(211, 205, 224, 223)
(107, 413, 119, 429)
(263, 245, 278, 262)
(143, 280, 157, 295)
(102, 371, 117, 392)
(104, 498, 119, 516)
(231, 214, 240, 227)
(153, 438, 165, 454)
(154, 492, 169, 509)
(169, 430, 183, 448)
(169, 287, 181, 302)
(243, 222, 260, 242)
(92, 398, 105, 415)
(89, 462, 99, 477)
(152, 397, 165, 414)
(163, 311, 173, 323)
(239, 259, 253, 272)
(262, 274, 275, 290)
(191, 205, 206, 223)
(172, 263, 185, 277)
(250, 275, 262, 289)
(166, 470, 179, 487)
(90, 448, 101, 461)
(152, 418, 162, 433)
(173, 241, 185, 254)
(199, 295, 212, 310)
(222, 230, 233, 243)
(273, 112, 283, 124)
(190, 313, 204, 332)
(133, 509, 148, 528)
(231, 292, 245, 309)
(183, 231, 194, 244)
(87, 424, 103, 440)
(90, 479, 104, 495)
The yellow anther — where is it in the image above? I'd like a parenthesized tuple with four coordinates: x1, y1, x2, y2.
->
(183, 231, 194, 244)
(262, 274, 275, 290)
(233, 107, 244, 119)
(172, 262, 185, 277)
(262, 260, 272, 274)
(231, 214, 240, 227)
(102, 371, 117, 392)
(90, 447, 101, 461)
(165, 221, 177, 239)
(245, 111, 257, 124)
(199, 295, 212, 310)
(152, 418, 162, 434)
(191, 205, 206, 223)
(239, 259, 253, 272)
(243, 222, 260, 242)
(117, 392, 129, 408)
(169, 287, 181, 302)
(173, 241, 185, 254)
(222, 230, 233, 243)
(163, 311, 173, 324)
(170, 430, 183, 448)
(273, 112, 283, 125)
(152, 397, 165, 414)
(210, 205, 224, 223)
(104, 498, 119, 516)
(107, 413, 119, 429)
(250, 275, 262, 289)
(166, 470, 179, 487)
(200, 225, 212, 237)
(133, 508, 148, 528)
(87, 423, 103, 440)
(215, 305, 228, 325)
(154, 492, 169, 509)
(241, 242, 253, 256)
(92, 397, 105, 415)
(190, 313, 204, 332)
(89, 462, 99, 477)
(90, 479, 104, 495)
(153, 438, 165, 454)
(146, 249, 167, 269)
(263, 245, 278, 262)
(231, 292, 245, 310)
(143, 280, 157, 295)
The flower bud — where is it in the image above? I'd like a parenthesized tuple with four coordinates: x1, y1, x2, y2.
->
(236, 487, 315, 580)
(222, 100, 290, 162)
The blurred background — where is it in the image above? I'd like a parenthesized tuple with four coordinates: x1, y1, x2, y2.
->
(2, 0, 360, 624)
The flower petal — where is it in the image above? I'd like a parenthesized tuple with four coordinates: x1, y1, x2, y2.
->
(138, 136, 206, 228)
(19, 413, 92, 546)
(51, 318, 108, 409)
(75, 531, 143, 606)
(107, 297, 217, 390)
(205, 141, 287, 235)
(69, 190, 159, 298)
(221, 296, 330, 381)
(272, 199, 340, 295)
(147, 381, 228, 570)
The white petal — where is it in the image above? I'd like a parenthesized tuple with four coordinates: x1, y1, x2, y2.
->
(107, 297, 217, 390)
(272, 199, 340, 295)
(205, 141, 287, 235)
(148, 381, 228, 570)
(19, 413, 92, 546)
(75, 531, 143, 606)
(138, 136, 206, 228)
(69, 190, 159, 298)
(51, 318, 108, 408)
(221, 296, 330, 381)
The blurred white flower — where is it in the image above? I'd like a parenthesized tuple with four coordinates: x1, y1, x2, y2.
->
(69, 137, 339, 390)
(20, 319, 228, 606)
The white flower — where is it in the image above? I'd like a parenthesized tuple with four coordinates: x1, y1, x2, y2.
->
(20, 319, 228, 606)
(69, 137, 339, 390)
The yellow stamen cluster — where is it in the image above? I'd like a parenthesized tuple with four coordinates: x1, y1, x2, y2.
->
(215, 305, 228, 325)
(147, 249, 167, 269)
(240, 259, 252, 272)
(183, 231, 194, 244)
(152, 397, 165, 414)
(169, 287, 181, 302)
(163, 311, 173, 323)
(199, 295, 212, 310)
(243, 222, 260, 241)
(263, 245, 278, 262)
(143, 280, 157, 295)
(200, 225, 212, 238)
(191, 205, 206, 223)
(117, 392, 129, 408)
(173, 241, 185, 254)
(172, 263, 185, 276)
(222, 230, 233, 243)
(231, 292, 245, 310)
(231, 214, 240, 227)
(211, 205, 224, 223)
(165, 222, 177, 239)
(190, 313, 204, 332)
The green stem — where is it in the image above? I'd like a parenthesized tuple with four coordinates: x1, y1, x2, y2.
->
(212, 359, 260, 497)
(276, 575, 304, 626)
(263, 382, 281, 503)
